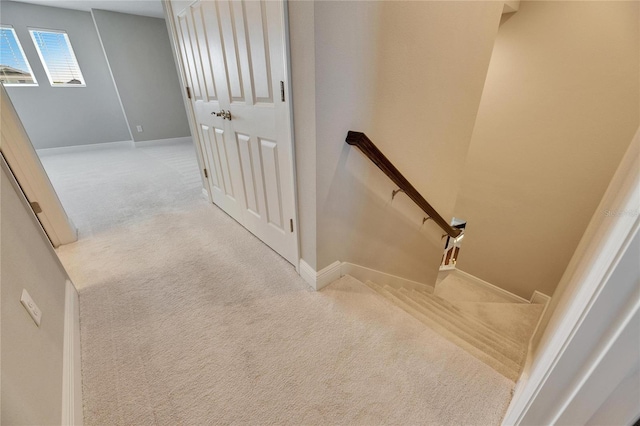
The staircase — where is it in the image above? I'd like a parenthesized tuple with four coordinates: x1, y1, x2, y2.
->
(361, 271, 544, 381)
(342, 132, 545, 381)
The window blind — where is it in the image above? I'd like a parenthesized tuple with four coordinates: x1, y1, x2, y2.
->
(30, 29, 85, 86)
(0, 26, 37, 85)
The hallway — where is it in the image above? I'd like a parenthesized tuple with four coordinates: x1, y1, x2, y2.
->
(47, 143, 514, 424)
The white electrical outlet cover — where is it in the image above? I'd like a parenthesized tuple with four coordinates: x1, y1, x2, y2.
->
(20, 289, 42, 327)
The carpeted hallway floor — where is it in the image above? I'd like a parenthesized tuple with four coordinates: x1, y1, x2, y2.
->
(44, 141, 515, 425)
(39, 141, 203, 238)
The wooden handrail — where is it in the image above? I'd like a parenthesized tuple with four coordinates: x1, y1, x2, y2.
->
(346, 131, 462, 238)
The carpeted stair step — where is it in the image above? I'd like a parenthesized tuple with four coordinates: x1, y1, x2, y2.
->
(448, 301, 545, 346)
(364, 280, 522, 381)
(403, 287, 524, 352)
(392, 287, 525, 369)
(435, 273, 518, 304)
(404, 283, 433, 296)
(381, 279, 435, 295)
(366, 281, 522, 381)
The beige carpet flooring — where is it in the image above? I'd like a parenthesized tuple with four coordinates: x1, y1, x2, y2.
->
(48, 143, 515, 425)
(39, 141, 202, 238)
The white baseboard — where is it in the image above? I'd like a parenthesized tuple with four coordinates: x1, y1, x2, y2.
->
(341, 262, 434, 292)
(530, 290, 551, 305)
(299, 259, 342, 291)
(298, 259, 316, 288)
(201, 187, 210, 201)
(62, 280, 83, 426)
(133, 136, 192, 147)
(37, 140, 133, 156)
(299, 260, 437, 293)
(524, 290, 552, 371)
(34, 136, 192, 155)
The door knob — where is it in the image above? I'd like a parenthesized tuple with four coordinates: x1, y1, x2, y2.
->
(211, 110, 232, 121)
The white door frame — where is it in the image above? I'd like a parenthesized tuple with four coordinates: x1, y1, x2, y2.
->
(503, 128, 640, 424)
(162, 0, 301, 271)
(281, 0, 302, 273)
(0, 84, 77, 247)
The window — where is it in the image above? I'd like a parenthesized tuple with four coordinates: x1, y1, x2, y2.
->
(0, 26, 37, 86)
(29, 29, 85, 86)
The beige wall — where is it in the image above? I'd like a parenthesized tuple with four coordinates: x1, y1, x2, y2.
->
(312, 1, 502, 283)
(453, 1, 639, 299)
(515, 129, 639, 424)
(1, 159, 70, 424)
(531, 127, 639, 355)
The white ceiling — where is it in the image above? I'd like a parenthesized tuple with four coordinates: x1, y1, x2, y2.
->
(7, 0, 166, 19)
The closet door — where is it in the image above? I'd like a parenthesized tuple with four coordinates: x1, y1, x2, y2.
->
(173, 1, 245, 223)
(169, 0, 298, 265)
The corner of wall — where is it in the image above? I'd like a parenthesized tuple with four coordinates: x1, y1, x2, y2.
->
(61, 280, 83, 426)
(288, 0, 317, 272)
(299, 259, 341, 291)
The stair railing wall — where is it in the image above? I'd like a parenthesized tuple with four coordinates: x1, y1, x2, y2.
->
(345, 131, 461, 239)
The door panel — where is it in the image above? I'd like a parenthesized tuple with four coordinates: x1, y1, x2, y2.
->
(235, 133, 260, 216)
(212, 128, 233, 197)
(215, 1, 246, 103)
(176, 12, 202, 101)
(259, 138, 283, 229)
(242, 0, 272, 103)
(200, 126, 220, 190)
(184, 11, 208, 102)
(200, 124, 243, 222)
(190, 3, 217, 101)
(169, 0, 297, 265)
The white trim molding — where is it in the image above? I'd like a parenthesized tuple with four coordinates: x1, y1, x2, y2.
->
(299, 260, 437, 293)
(133, 136, 193, 148)
(530, 291, 551, 305)
(62, 280, 83, 426)
(298, 259, 316, 288)
(1, 87, 77, 247)
(341, 262, 434, 292)
(299, 260, 342, 291)
(36, 136, 194, 156)
(36, 140, 134, 157)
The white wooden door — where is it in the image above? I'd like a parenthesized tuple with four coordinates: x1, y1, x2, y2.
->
(168, 0, 298, 265)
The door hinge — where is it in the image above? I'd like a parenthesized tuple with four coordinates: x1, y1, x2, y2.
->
(186, 86, 192, 99)
(280, 81, 285, 102)
(290, 218, 293, 232)
(203, 168, 208, 178)
(30, 201, 42, 214)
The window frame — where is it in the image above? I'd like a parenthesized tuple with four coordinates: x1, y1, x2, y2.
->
(0, 25, 38, 87)
(28, 27, 85, 88)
